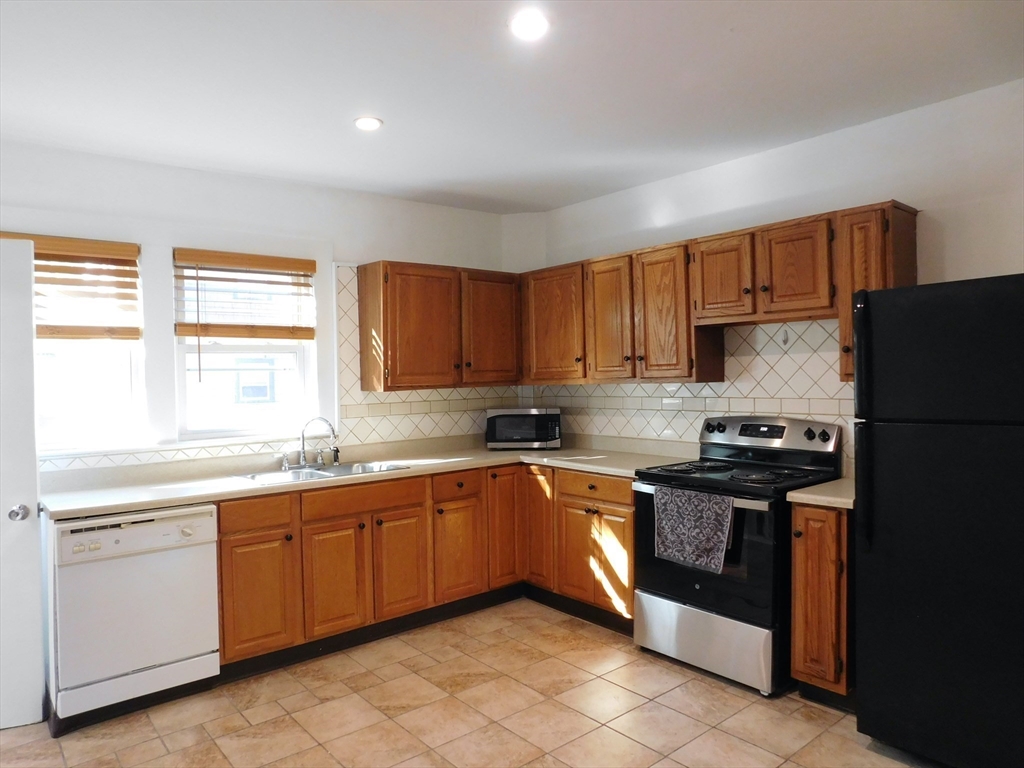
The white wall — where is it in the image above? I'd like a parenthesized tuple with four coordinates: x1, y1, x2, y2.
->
(541, 80, 1024, 284)
(500, 212, 547, 273)
(0, 141, 503, 445)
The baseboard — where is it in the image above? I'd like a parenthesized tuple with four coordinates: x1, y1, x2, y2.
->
(522, 583, 634, 636)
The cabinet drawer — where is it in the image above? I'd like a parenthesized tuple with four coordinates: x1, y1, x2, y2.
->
(302, 477, 428, 522)
(220, 493, 297, 534)
(557, 470, 633, 505)
(432, 469, 484, 502)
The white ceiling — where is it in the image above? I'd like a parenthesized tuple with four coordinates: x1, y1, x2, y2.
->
(1, 1, 1021, 214)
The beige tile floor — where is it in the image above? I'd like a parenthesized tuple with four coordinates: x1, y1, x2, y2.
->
(0, 599, 932, 768)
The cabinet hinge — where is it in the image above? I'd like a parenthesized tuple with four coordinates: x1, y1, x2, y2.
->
(384, 272, 389, 283)
(829, 227, 835, 242)
(384, 367, 389, 379)
(685, 252, 691, 264)
(883, 217, 890, 233)
(837, 657, 844, 675)
(693, 300, 697, 311)
(689, 357, 694, 370)
(830, 284, 836, 298)
(838, 560, 845, 576)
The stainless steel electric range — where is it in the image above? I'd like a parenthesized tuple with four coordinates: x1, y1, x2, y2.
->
(632, 415, 842, 695)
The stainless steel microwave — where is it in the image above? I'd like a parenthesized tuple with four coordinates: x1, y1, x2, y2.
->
(485, 408, 561, 449)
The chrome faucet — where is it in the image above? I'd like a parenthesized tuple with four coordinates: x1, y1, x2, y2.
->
(299, 417, 337, 468)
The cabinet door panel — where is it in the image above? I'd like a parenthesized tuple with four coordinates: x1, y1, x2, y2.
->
(522, 265, 585, 381)
(373, 505, 431, 620)
(593, 503, 634, 618)
(387, 264, 461, 388)
(792, 505, 841, 684)
(220, 529, 303, 662)
(462, 271, 519, 384)
(488, 466, 526, 589)
(633, 247, 690, 379)
(434, 496, 488, 603)
(302, 516, 372, 640)
(757, 220, 832, 313)
(524, 466, 555, 590)
(556, 498, 596, 604)
(836, 209, 886, 380)
(692, 234, 755, 318)
(585, 256, 634, 380)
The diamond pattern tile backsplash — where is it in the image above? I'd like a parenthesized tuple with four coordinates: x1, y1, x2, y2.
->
(521, 320, 856, 476)
(40, 267, 854, 475)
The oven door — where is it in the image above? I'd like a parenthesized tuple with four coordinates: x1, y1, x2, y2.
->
(632, 481, 786, 628)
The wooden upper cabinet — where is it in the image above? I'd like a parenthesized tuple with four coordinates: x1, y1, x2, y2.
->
(372, 504, 431, 621)
(756, 218, 833, 314)
(584, 256, 634, 380)
(358, 261, 461, 391)
(791, 504, 848, 694)
(302, 515, 373, 640)
(219, 494, 303, 663)
(461, 270, 520, 385)
(524, 465, 555, 590)
(632, 246, 690, 379)
(521, 264, 585, 383)
(488, 466, 526, 589)
(835, 203, 917, 381)
(692, 234, 756, 318)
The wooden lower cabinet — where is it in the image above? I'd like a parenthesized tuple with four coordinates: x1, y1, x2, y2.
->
(488, 466, 527, 589)
(373, 504, 432, 620)
(524, 465, 555, 590)
(791, 503, 849, 694)
(555, 471, 635, 618)
(219, 494, 303, 663)
(434, 495, 488, 603)
(556, 496, 597, 604)
(302, 515, 373, 640)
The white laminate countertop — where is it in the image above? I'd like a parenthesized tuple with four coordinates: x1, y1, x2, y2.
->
(786, 478, 855, 510)
(41, 447, 697, 520)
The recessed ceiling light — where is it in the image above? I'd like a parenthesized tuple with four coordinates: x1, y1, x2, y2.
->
(354, 116, 383, 131)
(509, 8, 549, 41)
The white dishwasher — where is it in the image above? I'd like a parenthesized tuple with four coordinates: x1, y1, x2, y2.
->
(51, 504, 220, 718)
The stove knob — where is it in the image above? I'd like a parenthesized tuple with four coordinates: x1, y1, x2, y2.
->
(818, 429, 831, 443)
(715, 422, 726, 433)
(704, 422, 716, 433)
(804, 428, 816, 441)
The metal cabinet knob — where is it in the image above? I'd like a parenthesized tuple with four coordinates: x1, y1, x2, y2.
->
(376, 519, 383, 526)
(742, 287, 752, 295)
(491, 473, 497, 479)
(465, 362, 472, 368)
(454, 363, 461, 369)
(358, 522, 366, 530)
(457, 481, 464, 488)
(793, 530, 803, 538)
(636, 355, 644, 362)
(574, 357, 582, 363)
(760, 285, 769, 292)
(842, 345, 852, 353)
(437, 508, 445, 515)
(8, 504, 30, 521)
(587, 484, 596, 490)
(623, 356, 631, 362)
(285, 534, 293, 541)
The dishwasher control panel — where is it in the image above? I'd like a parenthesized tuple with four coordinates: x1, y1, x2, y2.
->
(57, 505, 217, 564)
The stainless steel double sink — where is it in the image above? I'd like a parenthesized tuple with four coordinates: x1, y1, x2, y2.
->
(242, 462, 410, 485)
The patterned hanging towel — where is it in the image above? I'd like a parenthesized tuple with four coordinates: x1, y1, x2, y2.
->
(653, 487, 734, 574)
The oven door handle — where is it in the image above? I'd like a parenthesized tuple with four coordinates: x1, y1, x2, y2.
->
(632, 482, 770, 512)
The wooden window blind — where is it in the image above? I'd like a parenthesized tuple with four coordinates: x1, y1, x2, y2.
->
(0, 231, 142, 339)
(173, 248, 317, 340)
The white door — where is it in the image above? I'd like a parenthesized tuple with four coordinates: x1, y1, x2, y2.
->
(0, 239, 45, 728)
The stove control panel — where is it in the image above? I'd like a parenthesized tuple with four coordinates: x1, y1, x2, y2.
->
(699, 415, 841, 454)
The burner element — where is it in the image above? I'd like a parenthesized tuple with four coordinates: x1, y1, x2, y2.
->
(686, 461, 733, 472)
(770, 468, 808, 478)
(730, 471, 779, 483)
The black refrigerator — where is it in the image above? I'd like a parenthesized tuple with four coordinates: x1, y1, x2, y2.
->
(853, 273, 1024, 768)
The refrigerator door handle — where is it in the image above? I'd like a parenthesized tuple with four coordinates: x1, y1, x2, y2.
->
(853, 289, 871, 419)
(855, 422, 872, 552)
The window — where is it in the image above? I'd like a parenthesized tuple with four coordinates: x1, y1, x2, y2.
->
(173, 248, 317, 438)
(0, 231, 146, 451)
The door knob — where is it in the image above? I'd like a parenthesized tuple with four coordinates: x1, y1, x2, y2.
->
(8, 504, 30, 521)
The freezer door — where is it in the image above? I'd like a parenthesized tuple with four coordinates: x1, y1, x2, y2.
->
(853, 273, 1024, 423)
(855, 422, 1024, 768)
